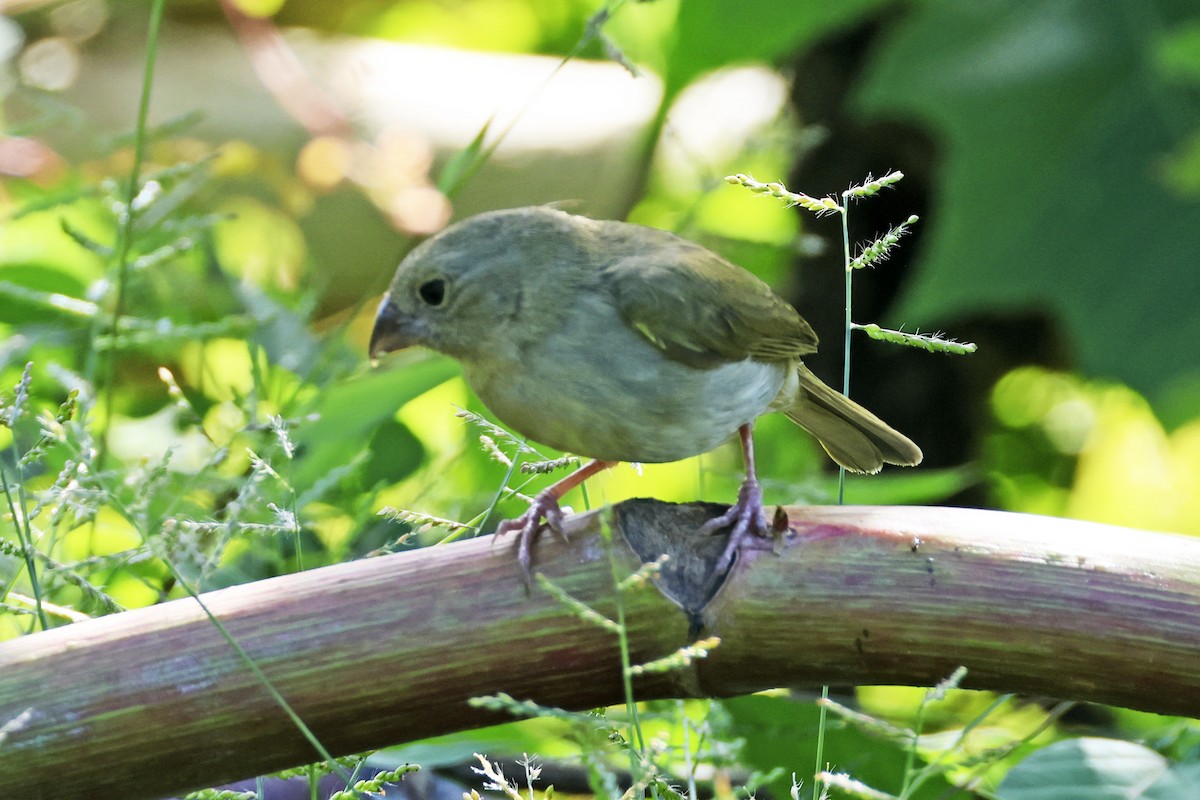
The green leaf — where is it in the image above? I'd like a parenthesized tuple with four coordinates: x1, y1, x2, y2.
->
(722, 694, 955, 799)
(857, 0, 1200, 405)
(438, 120, 492, 200)
(0, 269, 90, 325)
(375, 717, 578, 770)
(664, 0, 890, 98)
(291, 356, 459, 491)
(997, 737, 1200, 799)
(835, 466, 979, 506)
(360, 417, 425, 489)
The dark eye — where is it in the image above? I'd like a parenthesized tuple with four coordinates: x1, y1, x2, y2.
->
(418, 278, 446, 307)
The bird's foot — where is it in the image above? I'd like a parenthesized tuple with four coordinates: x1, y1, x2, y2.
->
(495, 488, 568, 586)
(702, 478, 783, 577)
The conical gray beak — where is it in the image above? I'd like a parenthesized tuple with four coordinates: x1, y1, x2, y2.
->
(369, 297, 419, 360)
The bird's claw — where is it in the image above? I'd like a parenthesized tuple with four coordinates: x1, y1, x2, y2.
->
(703, 478, 780, 576)
(495, 489, 567, 586)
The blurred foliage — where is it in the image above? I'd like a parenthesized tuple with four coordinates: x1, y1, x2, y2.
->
(856, 0, 1200, 409)
(2, 0, 1200, 799)
(276, 0, 596, 54)
(990, 366, 1200, 534)
(997, 737, 1200, 798)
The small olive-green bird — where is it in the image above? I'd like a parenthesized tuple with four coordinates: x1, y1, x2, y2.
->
(370, 206, 921, 573)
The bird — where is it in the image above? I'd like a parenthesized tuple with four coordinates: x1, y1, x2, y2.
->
(370, 205, 922, 577)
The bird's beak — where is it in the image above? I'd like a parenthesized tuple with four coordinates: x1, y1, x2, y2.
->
(369, 297, 420, 361)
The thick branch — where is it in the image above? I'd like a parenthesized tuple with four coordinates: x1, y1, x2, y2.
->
(0, 503, 1197, 800)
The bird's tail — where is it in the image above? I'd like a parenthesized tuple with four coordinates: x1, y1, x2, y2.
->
(784, 364, 923, 474)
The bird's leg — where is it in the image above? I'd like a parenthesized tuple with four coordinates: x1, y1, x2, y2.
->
(496, 458, 617, 581)
(703, 422, 779, 575)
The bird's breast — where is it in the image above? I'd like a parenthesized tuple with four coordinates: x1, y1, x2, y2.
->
(462, 296, 788, 463)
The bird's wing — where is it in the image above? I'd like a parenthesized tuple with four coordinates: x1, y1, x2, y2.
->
(600, 239, 818, 369)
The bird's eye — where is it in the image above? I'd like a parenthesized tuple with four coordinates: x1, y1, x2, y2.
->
(418, 278, 446, 307)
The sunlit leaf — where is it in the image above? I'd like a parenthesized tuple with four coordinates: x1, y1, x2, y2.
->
(997, 738, 1200, 799)
(290, 356, 459, 491)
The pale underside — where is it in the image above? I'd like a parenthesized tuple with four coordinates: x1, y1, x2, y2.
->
(464, 290, 795, 463)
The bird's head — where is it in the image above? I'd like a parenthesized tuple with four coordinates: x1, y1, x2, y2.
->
(369, 206, 595, 364)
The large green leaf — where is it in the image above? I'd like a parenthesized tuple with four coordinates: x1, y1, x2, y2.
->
(663, 0, 890, 98)
(997, 737, 1200, 799)
(856, 0, 1200, 405)
(291, 355, 459, 491)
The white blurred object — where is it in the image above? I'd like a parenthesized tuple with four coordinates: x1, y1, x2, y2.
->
(59, 21, 794, 219)
(660, 64, 791, 179)
(312, 37, 660, 157)
(304, 36, 662, 218)
(18, 36, 79, 91)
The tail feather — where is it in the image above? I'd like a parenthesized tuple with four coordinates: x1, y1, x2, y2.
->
(784, 364, 922, 474)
